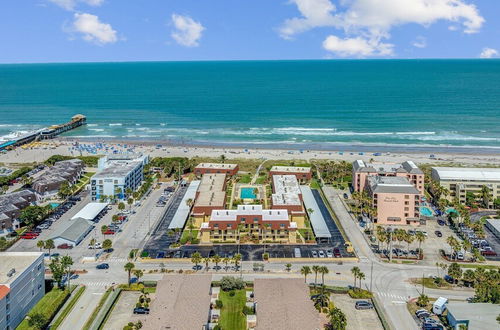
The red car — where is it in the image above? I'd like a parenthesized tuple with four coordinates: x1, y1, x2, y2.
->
(21, 234, 37, 239)
(24, 232, 39, 236)
(57, 243, 73, 249)
(333, 248, 341, 258)
(103, 230, 115, 235)
(481, 250, 497, 256)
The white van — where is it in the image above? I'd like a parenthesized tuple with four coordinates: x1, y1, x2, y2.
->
(432, 297, 448, 315)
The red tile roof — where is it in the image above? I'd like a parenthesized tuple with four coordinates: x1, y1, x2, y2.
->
(0, 285, 10, 300)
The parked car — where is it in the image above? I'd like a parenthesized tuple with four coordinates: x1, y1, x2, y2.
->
(437, 219, 445, 226)
(133, 307, 150, 314)
(434, 230, 442, 237)
(57, 244, 73, 249)
(326, 250, 333, 258)
(21, 234, 37, 239)
(343, 193, 348, 199)
(333, 248, 341, 258)
(457, 252, 464, 260)
(355, 301, 373, 310)
(96, 263, 109, 269)
(415, 309, 431, 319)
(311, 251, 318, 258)
(156, 252, 166, 259)
(318, 251, 326, 258)
(103, 230, 115, 235)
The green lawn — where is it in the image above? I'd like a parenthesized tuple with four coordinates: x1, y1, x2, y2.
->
(51, 286, 86, 329)
(238, 174, 252, 184)
(310, 178, 321, 189)
(17, 287, 71, 329)
(254, 175, 266, 184)
(218, 289, 247, 330)
(180, 230, 199, 244)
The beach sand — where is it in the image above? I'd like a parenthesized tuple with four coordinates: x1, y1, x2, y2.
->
(1, 138, 499, 167)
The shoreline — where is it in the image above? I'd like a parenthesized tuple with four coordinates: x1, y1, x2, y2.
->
(2, 137, 500, 167)
(60, 137, 500, 155)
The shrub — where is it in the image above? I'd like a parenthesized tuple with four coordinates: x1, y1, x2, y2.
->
(229, 290, 236, 297)
(220, 276, 245, 291)
(243, 305, 254, 315)
(215, 299, 223, 309)
(348, 289, 373, 299)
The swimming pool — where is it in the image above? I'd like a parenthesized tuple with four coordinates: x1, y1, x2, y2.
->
(420, 207, 433, 217)
(50, 203, 60, 209)
(446, 208, 458, 214)
(240, 187, 257, 199)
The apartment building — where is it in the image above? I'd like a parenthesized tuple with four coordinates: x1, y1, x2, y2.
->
(32, 159, 84, 197)
(0, 190, 37, 234)
(431, 167, 500, 208)
(200, 205, 297, 244)
(194, 163, 239, 176)
(0, 252, 45, 330)
(366, 176, 421, 225)
(269, 166, 312, 183)
(192, 173, 227, 221)
(352, 160, 424, 194)
(91, 154, 148, 201)
(271, 175, 306, 226)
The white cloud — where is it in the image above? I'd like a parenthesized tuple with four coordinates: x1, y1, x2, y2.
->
(281, 0, 484, 57)
(49, 0, 104, 11)
(412, 36, 427, 48)
(171, 14, 205, 47)
(72, 13, 117, 45)
(323, 35, 394, 56)
(479, 47, 498, 59)
(279, 0, 337, 39)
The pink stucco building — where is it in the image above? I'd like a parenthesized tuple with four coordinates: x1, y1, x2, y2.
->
(352, 160, 424, 195)
(366, 176, 421, 225)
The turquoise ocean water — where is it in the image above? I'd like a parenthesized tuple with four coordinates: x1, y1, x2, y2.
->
(0, 60, 499, 151)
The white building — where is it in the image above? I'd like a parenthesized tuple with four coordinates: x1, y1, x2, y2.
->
(51, 218, 95, 248)
(431, 167, 500, 207)
(91, 154, 149, 201)
(0, 252, 45, 330)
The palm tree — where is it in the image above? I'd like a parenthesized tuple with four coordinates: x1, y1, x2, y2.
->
(44, 239, 55, 255)
(191, 252, 202, 271)
(357, 271, 366, 291)
(212, 255, 221, 271)
(127, 198, 134, 210)
(415, 231, 426, 257)
(301, 266, 312, 283)
(312, 265, 320, 287)
(328, 307, 347, 330)
(285, 263, 292, 272)
(319, 266, 329, 286)
(404, 233, 415, 254)
(312, 285, 330, 309)
(223, 257, 231, 271)
(61, 255, 73, 290)
(37, 240, 44, 251)
(133, 269, 144, 283)
(446, 236, 458, 258)
(233, 253, 242, 270)
(219, 154, 226, 163)
(124, 262, 135, 286)
(351, 266, 360, 289)
(203, 257, 211, 271)
(480, 185, 491, 208)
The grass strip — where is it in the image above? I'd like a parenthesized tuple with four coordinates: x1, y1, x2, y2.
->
(82, 287, 112, 330)
(51, 285, 86, 329)
(17, 287, 71, 330)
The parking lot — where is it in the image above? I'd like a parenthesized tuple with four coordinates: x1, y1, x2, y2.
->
(11, 192, 120, 261)
(144, 187, 355, 261)
(330, 294, 383, 330)
(104, 291, 142, 329)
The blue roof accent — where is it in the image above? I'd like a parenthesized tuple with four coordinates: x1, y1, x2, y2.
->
(0, 141, 16, 150)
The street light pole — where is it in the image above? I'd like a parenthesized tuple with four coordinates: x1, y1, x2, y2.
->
(370, 261, 373, 292)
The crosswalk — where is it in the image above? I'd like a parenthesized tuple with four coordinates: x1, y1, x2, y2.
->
(107, 257, 128, 263)
(377, 291, 408, 302)
(79, 281, 115, 287)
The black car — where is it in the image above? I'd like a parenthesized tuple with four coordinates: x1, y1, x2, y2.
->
(434, 230, 442, 237)
(133, 307, 150, 314)
(355, 301, 373, 310)
(437, 219, 445, 226)
(96, 263, 109, 269)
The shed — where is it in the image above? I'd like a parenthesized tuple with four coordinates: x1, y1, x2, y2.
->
(51, 218, 94, 247)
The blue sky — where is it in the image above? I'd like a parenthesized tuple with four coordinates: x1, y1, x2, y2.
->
(0, 0, 498, 63)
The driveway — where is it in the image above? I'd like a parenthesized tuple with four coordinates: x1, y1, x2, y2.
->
(104, 291, 142, 330)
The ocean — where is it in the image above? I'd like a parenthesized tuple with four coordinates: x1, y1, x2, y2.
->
(0, 60, 499, 151)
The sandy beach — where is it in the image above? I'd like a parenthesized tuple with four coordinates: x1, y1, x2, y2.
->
(1, 138, 499, 166)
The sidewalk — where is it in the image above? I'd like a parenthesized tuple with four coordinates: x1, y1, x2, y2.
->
(58, 285, 105, 330)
